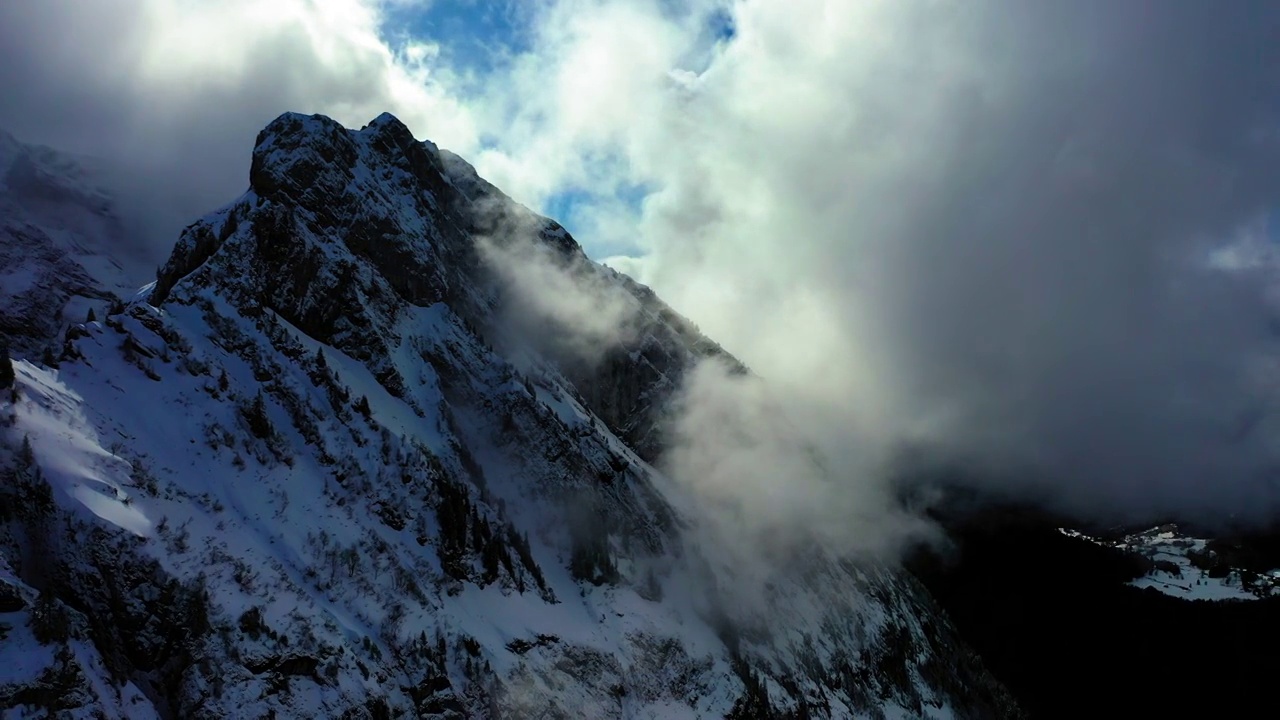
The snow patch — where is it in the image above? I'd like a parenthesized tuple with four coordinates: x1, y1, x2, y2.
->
(12, 360, 152, 536)
(1059, 525, 1280, 601)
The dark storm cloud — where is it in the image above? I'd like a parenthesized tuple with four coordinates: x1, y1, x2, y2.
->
(844, 1, 1280, 519)
(639, 0, 1280, 529)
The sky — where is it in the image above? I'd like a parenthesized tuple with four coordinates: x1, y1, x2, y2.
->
(5, 0, 1280, 534)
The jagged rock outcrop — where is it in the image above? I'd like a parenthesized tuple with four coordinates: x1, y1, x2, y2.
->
(155, 112, 737, 460)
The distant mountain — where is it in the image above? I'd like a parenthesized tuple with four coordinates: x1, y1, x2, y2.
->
(1062, 523, 1280, 600)
(0, 130, 155, 358)
(0, 113, 1019, 718)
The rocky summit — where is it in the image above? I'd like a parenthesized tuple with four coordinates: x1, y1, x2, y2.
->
(0, 113, 1019, 719)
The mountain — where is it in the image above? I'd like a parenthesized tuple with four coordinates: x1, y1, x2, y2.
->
(0, 130, 154, 358)
(0, 113, 1020, 718)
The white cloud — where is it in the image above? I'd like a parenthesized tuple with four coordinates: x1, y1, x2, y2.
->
(476, 227, 641, 365)
(0, 0, 481, 263)
(5, 0, 1280, 543)
(474, 0, 1280, 528)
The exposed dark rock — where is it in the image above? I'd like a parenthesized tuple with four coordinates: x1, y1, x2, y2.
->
(151, 111, 739, 463)
(0, 580, 24, 612)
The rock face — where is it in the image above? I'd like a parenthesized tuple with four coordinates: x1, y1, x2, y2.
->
(0, 113, 1021, 718)
(154, 112, 736, 462)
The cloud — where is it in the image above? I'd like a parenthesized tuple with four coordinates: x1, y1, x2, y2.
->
(0, 0, 480, 271)
(475, 215, 641, 365)
(661, 358, 939, 575)
(626, 0, 1280, 527)
(6, 0, 1280, 542)
(460, 0, 724, 210)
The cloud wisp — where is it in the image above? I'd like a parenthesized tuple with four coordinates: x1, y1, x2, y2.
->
(475, 216, 642, 366)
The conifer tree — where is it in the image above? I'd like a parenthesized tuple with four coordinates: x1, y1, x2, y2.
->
(31, 588, 69, 644)
(245, 392, 274, 439)
(0, 338, 13, 389)
(16, 436, 54, 515)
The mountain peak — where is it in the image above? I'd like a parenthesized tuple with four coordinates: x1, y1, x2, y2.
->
(363, 110, 411, 138)
(248, 112, 359, 202)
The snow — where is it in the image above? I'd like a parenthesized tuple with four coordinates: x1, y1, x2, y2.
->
(0, 616, 55, 687)
(12, 292, 873, 715)
(1124, 530, 1272, 601)
(13, 359, 152, 537)
(0, 264, 38, 296)
(1058, 526, 1280, 601)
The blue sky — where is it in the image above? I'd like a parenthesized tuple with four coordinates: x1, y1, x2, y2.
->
(376, 0, 734, 259)
(389, 1, 527, 73)
(381, 1, 621, 254)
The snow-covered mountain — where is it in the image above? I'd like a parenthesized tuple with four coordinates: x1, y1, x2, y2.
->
(0, 113, 1020, 718)
(0, 130, 154, 359)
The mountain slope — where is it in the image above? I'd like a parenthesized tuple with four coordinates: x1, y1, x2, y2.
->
(0, 113, 1019, 718)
